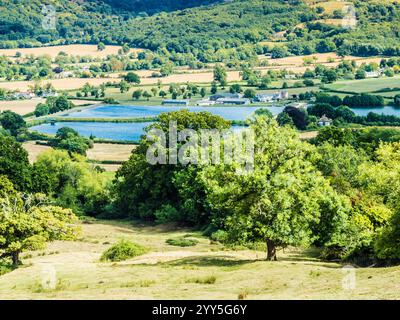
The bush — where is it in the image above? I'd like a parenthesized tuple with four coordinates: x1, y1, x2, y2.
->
(210, 230, 229, 243)
(187, 275, 217, 284)
(101, 240, 148, 262)
(154, 204, 180, 223)
(166, 237, 199, 247)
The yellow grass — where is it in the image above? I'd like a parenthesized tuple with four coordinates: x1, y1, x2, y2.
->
(0, 99, 44, 115)
(0, 99, 98, 116)
(86, 143, 135, 162)
(22, 142, 52, 164)
(0, 44, 142, 59)
(1, 219, 399, 300)
(23, 142, 134, 172)
(315, 18, 345, 26)
(311, 1, 350, 14)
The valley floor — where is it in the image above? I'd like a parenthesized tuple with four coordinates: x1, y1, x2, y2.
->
(0, 220, 399, 300)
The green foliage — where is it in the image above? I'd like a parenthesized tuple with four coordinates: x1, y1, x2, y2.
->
(0, 111, 26, 136)
(0, 135, 31, 191)
(34, 96, 74, 118)
(32, 149, 111, 216)
(101, 240, 148, 262)
(51, 127, 93, 156)
(113, 110, 230, 222)
(124, 72, 141, 84)
(166, 237, 199, 247)
(0, 184, 78, 266)
(200, 117, 337, 260)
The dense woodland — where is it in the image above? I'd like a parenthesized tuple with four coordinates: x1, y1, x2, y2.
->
(2, 0, 400, 64)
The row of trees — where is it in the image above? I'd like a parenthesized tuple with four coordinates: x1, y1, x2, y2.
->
(1, 109, 400, 263)
(110, 110, 400, 261)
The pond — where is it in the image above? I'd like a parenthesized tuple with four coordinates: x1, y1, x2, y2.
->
(62, 105, 284, 121)
(30, 121, 154, 142)
(349, 106, 400, 117)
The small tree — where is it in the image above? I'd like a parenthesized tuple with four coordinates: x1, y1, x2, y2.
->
(151, 87, 158, 97)
(211, 81, 218, 94)
(143, 91, 152, 101)
(119, 80, 130, 93)
(97, 42, 106, 51)
(243, 89, 256, 99)
(214, 64, 227, 87)
(124, 72, 141, 84)
(0, 111, 26, 136)
(159, 90, 167, 98)
(0, 185, 78, 266)
(200, 87, 207, 98)
(132, 89, 143, 100)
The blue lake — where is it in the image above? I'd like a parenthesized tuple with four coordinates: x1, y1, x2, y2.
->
(62, 105, 284, 121)
(30, 121, 154, 142)
(31, 105, 400, 142)
(350, 106, 400, 117)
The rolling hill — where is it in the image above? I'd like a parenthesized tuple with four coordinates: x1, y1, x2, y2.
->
(0, 0, 399, 62)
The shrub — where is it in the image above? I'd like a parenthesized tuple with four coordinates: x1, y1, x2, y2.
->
(210, 230, 229, 243)
(166, 237, 199, 247)
(154, 204, 180, 223)
(187, 275, 217, 284)
(101, 240, 148, 262)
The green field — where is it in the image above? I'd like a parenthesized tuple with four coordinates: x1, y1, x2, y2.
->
(1, 219, 399, 300)
(325, 76, 400, 94)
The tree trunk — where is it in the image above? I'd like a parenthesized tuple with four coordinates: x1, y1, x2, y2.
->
(266, 239, 278, 261)
(11, 252, 20, 267)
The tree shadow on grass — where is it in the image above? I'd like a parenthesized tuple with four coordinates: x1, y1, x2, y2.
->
(163, 255, 260, 268)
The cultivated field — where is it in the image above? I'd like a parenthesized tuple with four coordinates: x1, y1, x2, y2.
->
(0, 44, 132, 59)
(0, 99, 97, 116)
(0, 219, 399, 300)
(86, 143, 135, 162)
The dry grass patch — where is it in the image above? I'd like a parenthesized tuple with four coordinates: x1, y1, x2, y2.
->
(86, 143, 135, 162)
(1, 220, 400, 300)
(22, 142, 52, 163)
(0, 98, 44, 115)
(0, 44, 142, 59)
(310, 1, 350, 14)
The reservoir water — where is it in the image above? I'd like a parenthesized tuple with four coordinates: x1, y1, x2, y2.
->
(30, 121, 153, 142)
(61, 105, 284, 121)
(31, 105, 400, 142)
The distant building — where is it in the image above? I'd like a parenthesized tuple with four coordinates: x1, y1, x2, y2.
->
(254, 93, 275, 103)
(287, 102, 308, 109)
(41, 92, 59, 98)
(215, 98, 250, 105)
(54, 71, 74, 79)
(279, 90, 289, 100)
(365, 70, 381, 78)
(284, 74, 297, 80)
(162, 99, 190, 106)
(12, 92, 35, 100)
(254, 90, 289, 102)
(318, 115, 332, 127)
(210, 93, 243, 101)
(196, 99, 216, 106)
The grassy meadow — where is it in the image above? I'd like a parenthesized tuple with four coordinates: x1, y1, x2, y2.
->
(1, 219, 399, 300)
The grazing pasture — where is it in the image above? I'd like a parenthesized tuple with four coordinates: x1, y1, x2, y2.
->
(324, 76, 400, 93)
(0, 219, 399, 300)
